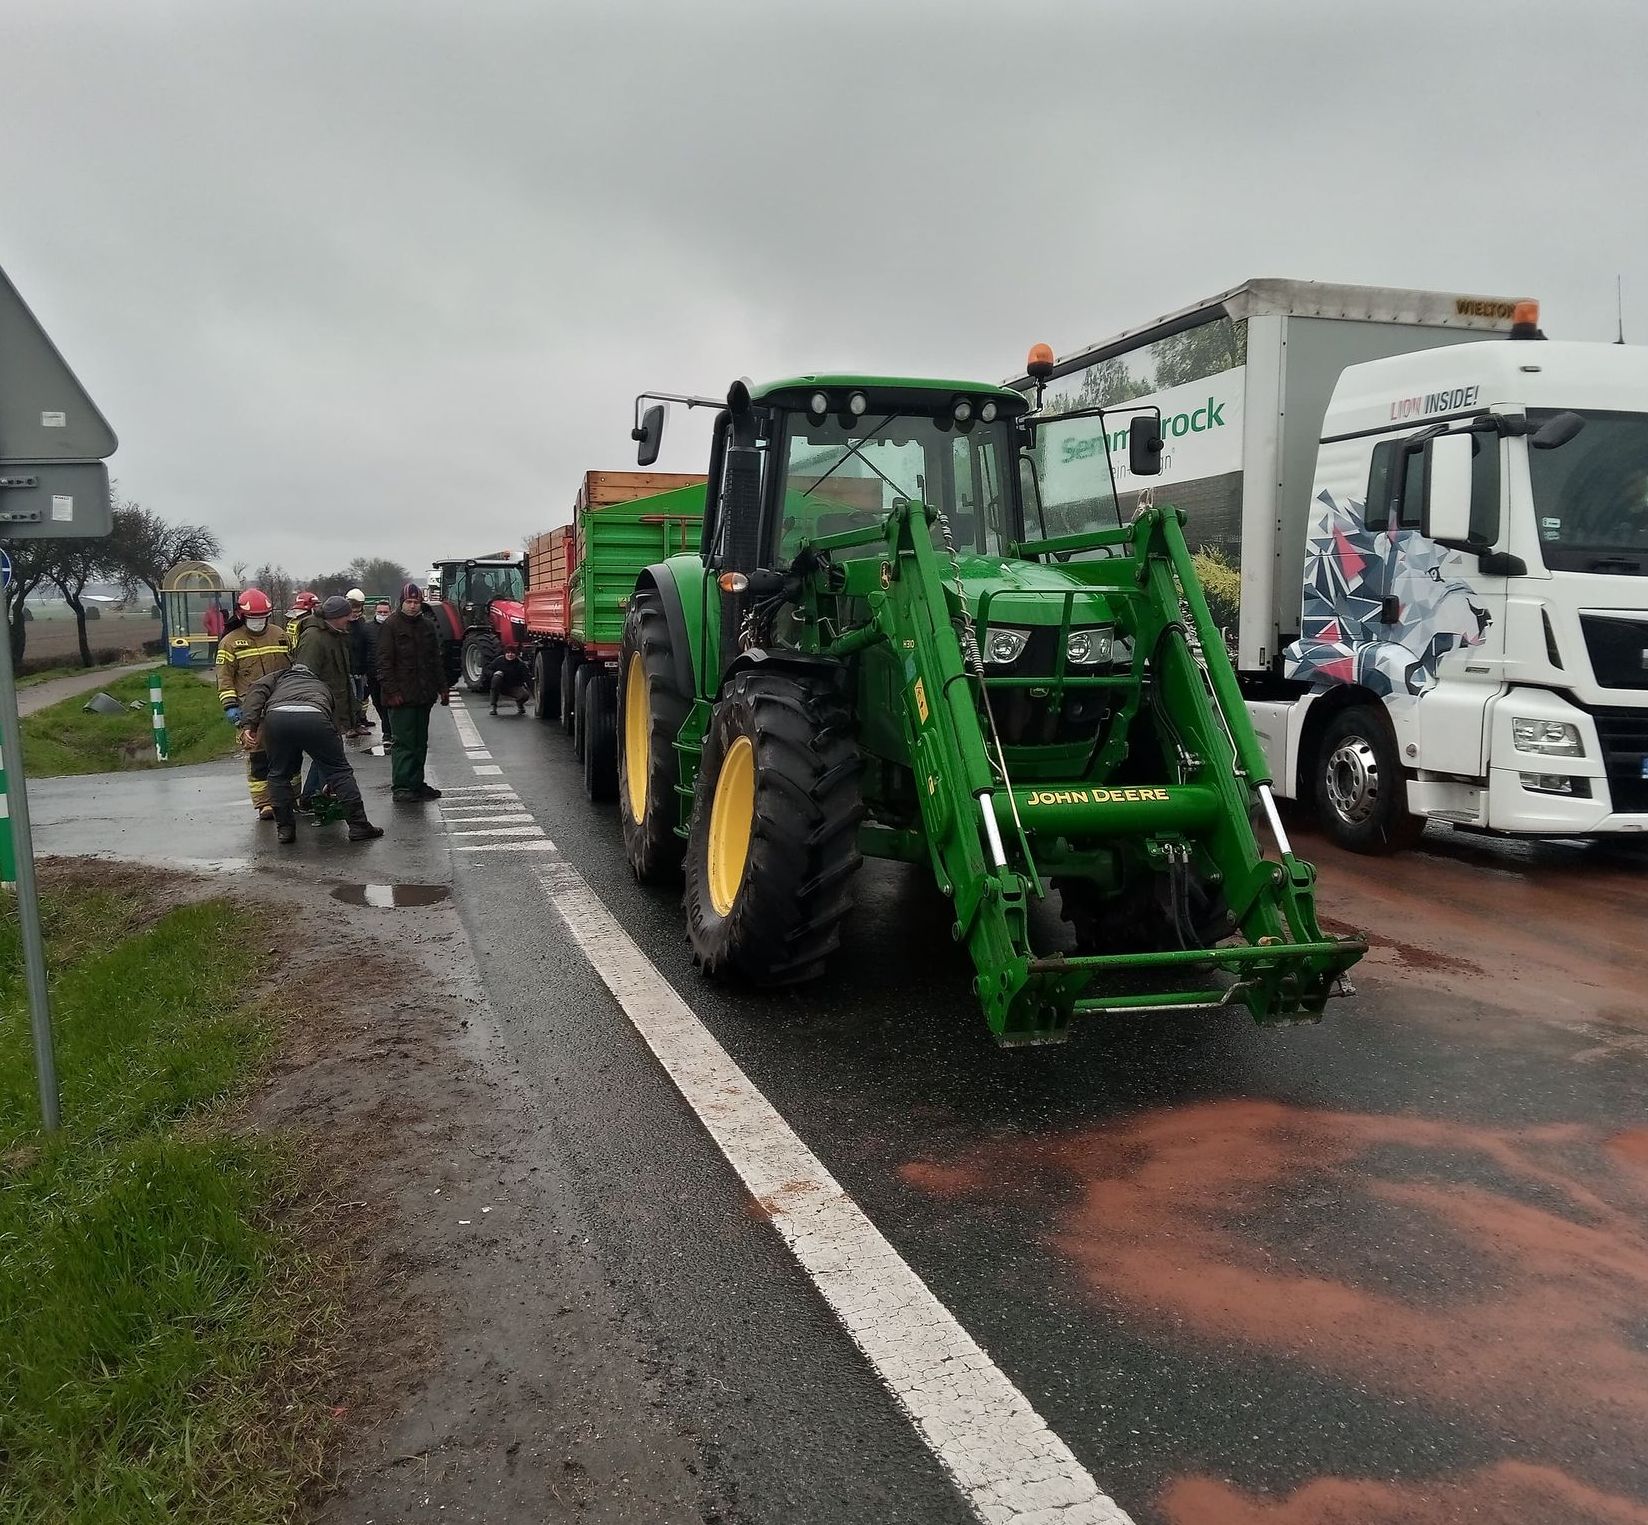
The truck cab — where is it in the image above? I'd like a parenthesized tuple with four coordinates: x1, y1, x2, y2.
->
(1284, 338, 1648, 841)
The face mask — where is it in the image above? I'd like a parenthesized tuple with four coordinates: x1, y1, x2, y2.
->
(375, 612, 388, 623)
(245, 616, 267, 633)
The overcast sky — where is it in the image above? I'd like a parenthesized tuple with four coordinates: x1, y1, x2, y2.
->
(3, 0, 1645, 582)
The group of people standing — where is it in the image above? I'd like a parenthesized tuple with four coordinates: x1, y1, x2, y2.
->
(216, 581, 451, 844)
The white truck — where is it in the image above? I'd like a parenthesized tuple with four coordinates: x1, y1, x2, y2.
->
(1016, 279, 1648, 851)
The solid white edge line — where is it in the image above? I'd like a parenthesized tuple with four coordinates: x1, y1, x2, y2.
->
(535, 856, 1133, 1525)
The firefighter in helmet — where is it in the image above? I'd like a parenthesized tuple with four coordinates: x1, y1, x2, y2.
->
(286, 589, 320, 650)
(218, 588, 293, 820)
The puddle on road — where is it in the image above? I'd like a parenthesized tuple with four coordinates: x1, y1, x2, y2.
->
(330, 882, 450, 908)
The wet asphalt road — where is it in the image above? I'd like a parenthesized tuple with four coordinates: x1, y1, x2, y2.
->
(430, 698, 1648, 1525)
(30, 710, 1647, 1522)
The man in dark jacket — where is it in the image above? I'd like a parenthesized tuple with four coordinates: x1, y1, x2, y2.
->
(360, 599, 393, 741)
(377, 581, 448, 802)
(239, 663, 384, 843)
(290, 596, 357, 810)
(485, 648, 532, 716)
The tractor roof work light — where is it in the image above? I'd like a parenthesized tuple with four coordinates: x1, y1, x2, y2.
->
(953, 399, 973, 424)
(1510, 300, 1545, 341)
(847, 391, 868, 417)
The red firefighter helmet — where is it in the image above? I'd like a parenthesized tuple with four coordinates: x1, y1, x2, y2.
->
(293, 590, 319, 611)
(236, 588, 272, 617)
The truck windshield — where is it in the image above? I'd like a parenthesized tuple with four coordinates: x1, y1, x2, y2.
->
(777, 415, 1014, 563)
(1528, 409, 1648, 572)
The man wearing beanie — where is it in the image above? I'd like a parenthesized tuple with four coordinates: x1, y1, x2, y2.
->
(377, 581, 448, 802)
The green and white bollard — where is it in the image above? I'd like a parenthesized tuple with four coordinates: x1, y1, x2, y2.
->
(0, 739, 15, 888)
(149, 672, 169, 761)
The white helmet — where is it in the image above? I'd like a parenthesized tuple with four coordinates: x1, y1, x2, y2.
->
(346, 587, 366, 603)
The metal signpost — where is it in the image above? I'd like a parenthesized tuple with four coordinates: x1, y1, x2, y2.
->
(0, 262, 119, 1132)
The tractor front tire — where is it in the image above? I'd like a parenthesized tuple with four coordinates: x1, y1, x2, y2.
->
(583, 672, 617, 802)
(463, 632, 500, 693)
(683, 671, 863, 987)
(618, 594, 691, 883)
(534, 647, 560, 725)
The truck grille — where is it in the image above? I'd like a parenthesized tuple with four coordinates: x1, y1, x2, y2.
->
(1589, 705, 1648, 813)
(1580, 614, 1648, 691)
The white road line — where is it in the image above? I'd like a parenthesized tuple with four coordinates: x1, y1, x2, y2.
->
(472, 764, 504, 775)
(441, 800, 523, 812)
(449, 824, 545, 838)
(441, 813, 535, 827)
(466, 749, 494, 760)
(535, 857, 1133, 1525)
(451, 709, 484, 749)
(438, 783, 517, 794)
(452, 839, 557, 853)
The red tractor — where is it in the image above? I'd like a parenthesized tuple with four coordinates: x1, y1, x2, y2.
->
(428, 555, 529, 691)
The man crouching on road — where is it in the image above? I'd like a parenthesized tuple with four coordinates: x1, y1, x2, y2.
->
(238, 664, 384, 844)
(486, 647, 532, 716)
(378, 580, 448, 804)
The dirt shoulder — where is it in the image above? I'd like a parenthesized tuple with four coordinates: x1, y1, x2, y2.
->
(44, 855, 713, 1523)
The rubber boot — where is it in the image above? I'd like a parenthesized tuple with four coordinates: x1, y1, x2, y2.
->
(274, 806, 297, 845)
(347, 804, 384, 841)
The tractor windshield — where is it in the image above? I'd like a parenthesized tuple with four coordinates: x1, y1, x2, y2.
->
(776, 414, 1016, 563)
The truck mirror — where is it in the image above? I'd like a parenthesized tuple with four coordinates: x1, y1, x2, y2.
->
(1531, 410, 1585, 451)
(1129, 415, 1164, 477)
(633, 403, 665, 467)
(1421, 433, 1475, 545)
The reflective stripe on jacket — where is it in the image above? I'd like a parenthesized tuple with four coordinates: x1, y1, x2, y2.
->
(216, 625, 291, 709)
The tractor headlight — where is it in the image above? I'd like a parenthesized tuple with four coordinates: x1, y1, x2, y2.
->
(1511, 717, 1583, 756)
(980, 400, 998, 423)
(847, 391, 868, 416)
(809, 391, 830, 417)
(985, 626, 1030, 664)
(1066, 626, 1115, 666)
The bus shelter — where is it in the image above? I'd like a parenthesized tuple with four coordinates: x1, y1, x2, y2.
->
(161, 560, 231, 667)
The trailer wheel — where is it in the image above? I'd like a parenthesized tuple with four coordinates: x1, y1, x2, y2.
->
(559, 649, 578, 734)
(1315, 705, 1423, 854)
(684, 671, 863, 987)
(462, 632, 499, 692)
(572, 664, 593, 762)
(618, 594, 690, 883)
(534, 647, 560, 725)
(582, 672, 617, 802)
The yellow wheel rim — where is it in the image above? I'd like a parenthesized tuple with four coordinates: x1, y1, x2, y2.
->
(706, 735, 755, 917)
(622, 651, 650, 824)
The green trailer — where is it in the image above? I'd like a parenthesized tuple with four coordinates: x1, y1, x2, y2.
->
(524, 470, 705, 800)
(610, 368, 1365, 1045)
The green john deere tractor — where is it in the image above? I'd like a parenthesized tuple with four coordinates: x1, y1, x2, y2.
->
(614, 367, 1365, 1045)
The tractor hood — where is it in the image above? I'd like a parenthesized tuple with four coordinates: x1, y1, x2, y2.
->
(951, 553, 1116, 630)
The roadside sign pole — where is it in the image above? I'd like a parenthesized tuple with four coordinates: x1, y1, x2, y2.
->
(0, 612, 61, 1131)
(149, 673, 168, 761)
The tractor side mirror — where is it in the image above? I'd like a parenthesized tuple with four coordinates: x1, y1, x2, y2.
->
(1421, 433, 1475, 546)
(633, 403, 665, 467)
(1129, 415, 1164, 477)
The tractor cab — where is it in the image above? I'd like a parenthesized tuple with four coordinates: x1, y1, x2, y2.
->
(428, 554, 528, 689)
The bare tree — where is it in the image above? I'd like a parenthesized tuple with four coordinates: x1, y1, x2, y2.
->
(107, 498, 221, 641)
(1, 539, 56, 666)
(45, 537, 110, 667)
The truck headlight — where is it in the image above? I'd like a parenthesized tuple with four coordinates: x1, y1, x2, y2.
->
(1511, 717, 1584, 756)
(986, 627, 1030, 664)
(1066, 626, 1115, 666)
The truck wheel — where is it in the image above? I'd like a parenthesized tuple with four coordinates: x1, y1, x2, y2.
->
(683, 671, 863, 986)
(534, 647, 560, 724)
(1315, 706, 1424, 854)
(572, 664, 592, 762)
(618, 595, 691, 883)
(582, 673, 617, 802)
(560, 649, 578, 735)
(462, 632, 500, 692)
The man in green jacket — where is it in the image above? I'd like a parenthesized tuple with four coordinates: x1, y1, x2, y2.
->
(377, 581, 448, 802)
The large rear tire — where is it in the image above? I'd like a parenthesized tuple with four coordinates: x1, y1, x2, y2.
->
(462, 632, 499, 692)
(582, 672, 617, 802)
(560, 649, 578, 735)
(1315, 705, 1424, 854)
(618, 595, 691, 883)
(534, 646, 560, 725)
(572, 664, 593, 762)
(683, 671, 863, 986)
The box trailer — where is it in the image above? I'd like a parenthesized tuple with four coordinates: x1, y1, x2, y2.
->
(1016, 279, 1648, 849)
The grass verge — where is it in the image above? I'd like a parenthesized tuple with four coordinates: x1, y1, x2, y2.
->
(0, 876, 332, 1524)
(20, 666, 237, 777)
